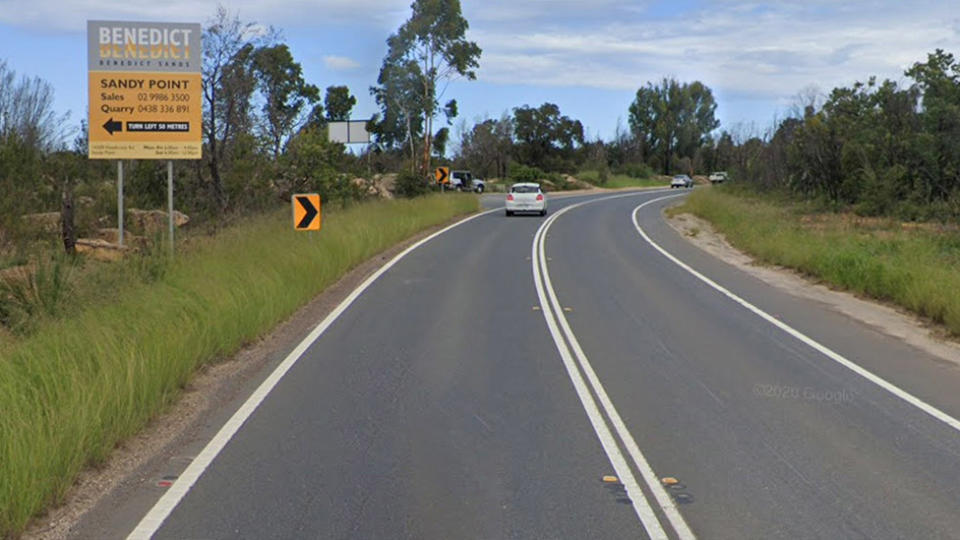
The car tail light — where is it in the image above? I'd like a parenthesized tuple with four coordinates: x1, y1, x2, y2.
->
(536, 194, 544, 201)
(507, 194, 514, 201)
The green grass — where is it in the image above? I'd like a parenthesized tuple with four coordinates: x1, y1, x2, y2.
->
(0, 255, 27, 272)
(0, 194, 478, 537)
(577, 170, 665, 189)
(674, 187, 960, 335)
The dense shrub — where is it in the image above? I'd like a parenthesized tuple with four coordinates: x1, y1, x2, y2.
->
(508, 162, 561, 184)
(614, 162, 654, 179)
(719, 49, 960, 220)
(394, 169, 431, 197)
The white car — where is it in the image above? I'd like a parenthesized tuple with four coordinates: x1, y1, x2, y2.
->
(450, 170, 485, 193)
(709, 171, 728, 184)
(670, 174, 694, 189)
(505, 183, 547, 216)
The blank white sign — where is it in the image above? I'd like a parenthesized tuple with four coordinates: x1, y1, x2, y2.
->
(328, 120, 371, 144)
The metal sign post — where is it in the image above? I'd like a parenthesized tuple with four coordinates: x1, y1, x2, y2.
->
(117, 161, 124, 246)
(167, 160, 174, 253)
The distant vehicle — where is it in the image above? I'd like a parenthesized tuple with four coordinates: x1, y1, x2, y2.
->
(505, 183, 547, 216)
(450, 170, 485, 193)
(709, 171, 729, 184)
(671, 174, 694, 189)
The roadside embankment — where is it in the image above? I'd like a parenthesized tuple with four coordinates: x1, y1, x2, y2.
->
(0, 194, 478, 538)
(670, 188, 960, 337)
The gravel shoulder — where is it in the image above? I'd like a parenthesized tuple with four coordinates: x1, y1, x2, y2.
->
(666, 209, 960, 367)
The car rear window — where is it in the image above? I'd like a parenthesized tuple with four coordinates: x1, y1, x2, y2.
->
(511, 186, 540, 193)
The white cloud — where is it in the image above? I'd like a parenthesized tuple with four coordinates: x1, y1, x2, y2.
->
(464, 0, 648, 25)
(464, 0, 959, 105)
(3, 0, 958, 130)
(323, 55, 361, 71)
(0, 0, 406, 31)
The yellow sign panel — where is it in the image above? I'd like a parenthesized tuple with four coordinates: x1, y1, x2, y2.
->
(435, 167, 450, 184)
(293, 194, 322, 231)
(88, 21, 202, 160)
(88, 72, 202, 160)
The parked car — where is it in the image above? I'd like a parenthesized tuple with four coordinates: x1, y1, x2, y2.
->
(709, 171, 729, 184)
(670, 174, 694, 189)
(450, 170, 485, 193)
(505, 183, 547, 216)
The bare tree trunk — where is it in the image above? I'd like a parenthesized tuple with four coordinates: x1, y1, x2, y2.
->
(60, 176, 76, 256)
(406, 114, 416, 173)
(422, 47, 434, 176)
(423, 124, 431, 174)
(206, 86, 227, 212)
(208, 157, 226, 211)
(422, 87, 432, 175)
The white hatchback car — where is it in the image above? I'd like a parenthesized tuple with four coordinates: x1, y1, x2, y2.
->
(505, 183, 547, 216)
(670, 174, 694, 189)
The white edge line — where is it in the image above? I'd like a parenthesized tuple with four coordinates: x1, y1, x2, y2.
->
(539, 199, 697, 539)
(127, 206, 502, 539)
(631, 195, 960, 436)
(532, 200, 669, 540)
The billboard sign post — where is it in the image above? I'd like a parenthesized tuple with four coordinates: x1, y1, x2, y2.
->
(88, 20, 202, 252)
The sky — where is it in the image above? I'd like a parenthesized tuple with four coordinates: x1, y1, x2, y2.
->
(1, 0, 958, 149)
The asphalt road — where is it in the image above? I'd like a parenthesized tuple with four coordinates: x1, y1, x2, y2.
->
(117, 189, 960, 539)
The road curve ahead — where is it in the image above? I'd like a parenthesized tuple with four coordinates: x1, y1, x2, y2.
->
(132, 191, 671, 540)
(544, 193, 960, 538)
(124, 189, 960, 539)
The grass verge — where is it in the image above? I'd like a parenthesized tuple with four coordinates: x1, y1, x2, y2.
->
(0, 194, 478, 537)
(673, 188, 960, 336)
(577, 170, 665, 189)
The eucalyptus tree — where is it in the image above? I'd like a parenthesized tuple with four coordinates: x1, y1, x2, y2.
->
(629, 78, 719, 174)
(372, 0, 481, 174)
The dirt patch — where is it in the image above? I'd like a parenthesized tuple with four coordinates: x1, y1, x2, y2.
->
(666, 211, 960, 366)
(21, 214, 473, 540)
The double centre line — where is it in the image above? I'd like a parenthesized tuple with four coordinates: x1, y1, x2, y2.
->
(531, 192, 695, 540)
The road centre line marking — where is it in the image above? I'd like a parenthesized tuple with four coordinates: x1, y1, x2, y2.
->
(538, 198, 697, 539)
(128, 190, 663, 539)
(127, 206, 503, 539)
(631, 195, 960, 436)
(532, 191, 695, 540)
(533, 202, 666, 539)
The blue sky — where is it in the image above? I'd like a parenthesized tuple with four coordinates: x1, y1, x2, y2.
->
(1, 0, 958, 149)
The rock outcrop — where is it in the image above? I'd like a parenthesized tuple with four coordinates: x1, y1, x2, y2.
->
(127, 209, 190, 235)
(75, 239, 130, 261)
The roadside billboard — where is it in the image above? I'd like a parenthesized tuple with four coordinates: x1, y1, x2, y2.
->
(87, 21, 202, 160)
(328, 120, 371, 144)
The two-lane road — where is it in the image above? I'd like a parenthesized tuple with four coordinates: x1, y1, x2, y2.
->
(545, 193, 960, 538)
(134, 192, 662, 540)
(115, 190, 960, 539)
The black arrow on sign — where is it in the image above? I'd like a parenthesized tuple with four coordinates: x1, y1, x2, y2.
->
(102, 118, 123, 135)
(295, 195, 319, 229)
(436, 167, 449, 184)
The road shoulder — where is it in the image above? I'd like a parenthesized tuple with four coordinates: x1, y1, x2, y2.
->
(666, 209, 960, 367)
(23, 216, 473, 540)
